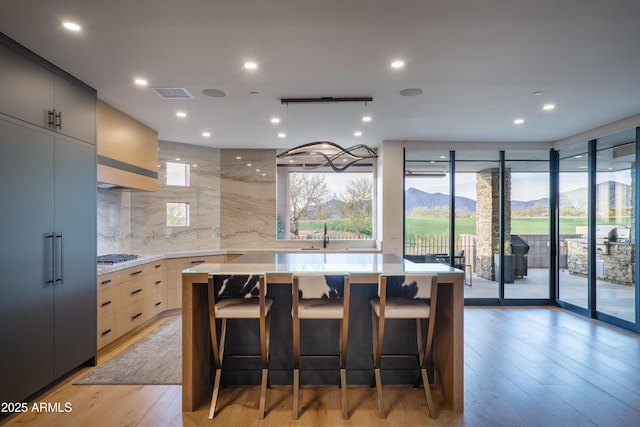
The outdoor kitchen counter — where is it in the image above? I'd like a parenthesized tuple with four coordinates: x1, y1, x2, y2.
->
(181, 252, 464, 413)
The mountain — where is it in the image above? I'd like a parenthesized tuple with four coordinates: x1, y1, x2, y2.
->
(405, 187, 476, 214)
(511, 198, 549, 211)
(404, 180, 630, 215)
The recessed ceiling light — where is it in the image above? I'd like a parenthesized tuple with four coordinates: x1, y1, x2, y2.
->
(543, 104, 556, 111)
(262, 173, 266, 176)
(278, 132, 286, 138)
(574, 155, 582, 158)
(579, 166, 587, 169)
(514, 118, 525, 125)
(202, 89, 227, 98)
(532, 91, 543, 96)
(134, 78, 148, 86)
(362, 116, 372, 122)
(202, 132, 211, 137)
(247, 163, 252, 167)
(399, 88, 424, 97)
(439, 156, 446, 159)
(236, 156, 242, 160)
(176, 111, 187, 118)
(270, 117, 280, 124)
(244, 62, 258, 70)
(62, 22, 81, 32)
(354, 131, 362, 137)
(391, 60, 405, 69)
(256, 169, 261, 172)
(175, 158, 181, 161)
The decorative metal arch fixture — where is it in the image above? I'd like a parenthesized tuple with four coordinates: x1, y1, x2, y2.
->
(277, 97, 378, 172)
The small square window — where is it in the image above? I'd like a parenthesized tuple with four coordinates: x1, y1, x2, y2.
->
(167, 202, 190, 226)
(166, 162, 191, 186)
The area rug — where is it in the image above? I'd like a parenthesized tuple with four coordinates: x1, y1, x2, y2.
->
(75, 316, 181, 385)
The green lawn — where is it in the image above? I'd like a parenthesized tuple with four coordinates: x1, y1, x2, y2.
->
(299, 216, 627, 238)
(405, 216, 594, 236)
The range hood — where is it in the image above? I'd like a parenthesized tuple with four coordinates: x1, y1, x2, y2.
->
(97, 100, 158, 191)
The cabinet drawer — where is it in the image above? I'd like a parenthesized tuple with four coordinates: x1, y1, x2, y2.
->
(120, 264, 153, 280)
(147, 293, 165, 317)
(97, 272, 118, 290)
(145, 270, 164, 294)
(97, 286, 115, 319)
(116, 300, 147, 336)
(116, 278, 146, 307)
(97, 314, 116, 349)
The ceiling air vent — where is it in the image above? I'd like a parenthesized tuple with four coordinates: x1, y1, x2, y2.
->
(151, 88, 194, 99)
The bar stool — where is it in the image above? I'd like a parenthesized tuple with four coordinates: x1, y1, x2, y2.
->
(370, 274, 438, 419)
(207, 273, 272, 419)
(292, 273, 350, 419)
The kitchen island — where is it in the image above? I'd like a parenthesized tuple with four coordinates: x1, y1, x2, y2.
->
(181, 252, 464, 413)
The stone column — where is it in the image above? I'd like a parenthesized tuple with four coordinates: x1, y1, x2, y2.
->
(475, 169, 511, 280)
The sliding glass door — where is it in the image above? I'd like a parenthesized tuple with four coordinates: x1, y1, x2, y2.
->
(558, 143, 589, 309)
(594, 131, 636, 323)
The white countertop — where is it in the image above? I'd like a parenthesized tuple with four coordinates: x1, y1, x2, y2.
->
(97, 248, 382, 275)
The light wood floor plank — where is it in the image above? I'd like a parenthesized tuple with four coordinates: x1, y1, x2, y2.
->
(2, 307, 640, 427)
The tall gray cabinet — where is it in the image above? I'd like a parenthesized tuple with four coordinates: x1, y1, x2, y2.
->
(0, 34, 97, 403)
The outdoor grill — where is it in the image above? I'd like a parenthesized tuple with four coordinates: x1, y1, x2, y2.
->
(510, 235, 530, 278)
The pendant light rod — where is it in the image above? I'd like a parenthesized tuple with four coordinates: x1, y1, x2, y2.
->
(281, 97, 373, 104)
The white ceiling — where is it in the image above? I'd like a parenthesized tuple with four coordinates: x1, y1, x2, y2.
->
(2, 0, 640, 150)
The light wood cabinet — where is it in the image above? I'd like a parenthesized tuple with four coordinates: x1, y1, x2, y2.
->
(96, 260, 165, 349)
(97, 100, 158, 191)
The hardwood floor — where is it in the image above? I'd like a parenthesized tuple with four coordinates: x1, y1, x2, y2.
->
(2, 307, 639, 426)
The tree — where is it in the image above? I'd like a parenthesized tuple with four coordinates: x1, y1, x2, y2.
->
(339, 177, 372, 237)
(289, 173, 329, 236)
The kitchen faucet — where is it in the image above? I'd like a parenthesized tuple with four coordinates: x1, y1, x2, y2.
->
(323, 222, 329, 248)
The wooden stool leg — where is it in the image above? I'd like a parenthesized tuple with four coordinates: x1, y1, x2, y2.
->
(209, 368, 222, 419)
(259, 368, 268, 419)
(421, 368, 437, 419)
(340, 368, 348, 419)
(371, 308, 385, 418)
(208, 318, 227, 419)
(259, 312, 270, 419)
(293, 368, 300, 419)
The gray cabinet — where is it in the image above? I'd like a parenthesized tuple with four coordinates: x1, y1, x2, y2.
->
(0, 117, 97, 403)
(0, 34, 96, 144)
(0, 33, 96, 404)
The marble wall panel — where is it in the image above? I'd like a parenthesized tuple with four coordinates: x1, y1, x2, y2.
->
(219, 149, 277, 248)
(97, 143, 278, 254)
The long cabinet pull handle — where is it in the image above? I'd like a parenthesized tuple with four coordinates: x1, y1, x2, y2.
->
(191, 260, 205, 264)
(101, 300, 112, 307)
(47, 110, 55, 127)
(55, 233, 64, 285)
(155, 280, 162, 285)
(155, 264, 162, 269)
(155, 302, 161, 307)
(45, 234, 55, 284)
(101, 329, 112, 336)
(131, 270, 143, 276)
(131, 313, 143, 320)
(101, 279, 112, 285)
(131, 288, 143, 295)
(55, 111, 62, 129)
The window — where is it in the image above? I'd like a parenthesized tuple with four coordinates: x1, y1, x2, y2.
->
(166, 161, 190, 186)
(276, 166, 375, 240)
(166, 202, 190, 226)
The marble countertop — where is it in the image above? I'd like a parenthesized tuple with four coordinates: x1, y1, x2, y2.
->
(97, 248, 382, 275)
(183, 252, 461, 275)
